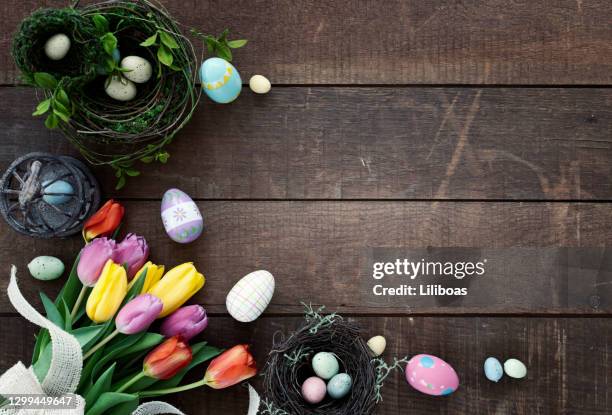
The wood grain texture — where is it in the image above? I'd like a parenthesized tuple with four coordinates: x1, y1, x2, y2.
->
(1, 201, 611, 314)
(0, 315, 610, 414)
(2, 87, 611, 200)
(2, 1, 612, 85)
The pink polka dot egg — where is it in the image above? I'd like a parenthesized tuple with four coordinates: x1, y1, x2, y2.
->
(405, 354, 459, 396)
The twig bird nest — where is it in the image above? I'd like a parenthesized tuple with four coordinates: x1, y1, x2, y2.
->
(261, 305, 402, 415)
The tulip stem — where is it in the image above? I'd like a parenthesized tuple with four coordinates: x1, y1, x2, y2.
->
(83, 329, 120, 360)
(70, 286, 88, 320)
(115, 371, 147, 394)
(138, 379, 208, 397)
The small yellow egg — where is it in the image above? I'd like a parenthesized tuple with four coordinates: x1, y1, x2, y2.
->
(249, 74, 271, 94)
(367, 335, 386, 356)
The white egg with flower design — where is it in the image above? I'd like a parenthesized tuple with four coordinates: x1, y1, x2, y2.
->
(161, 188, 203, 243)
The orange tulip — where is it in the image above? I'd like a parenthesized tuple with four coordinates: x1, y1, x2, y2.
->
(143, 336, 192, 380)
(203, 344, 257, 389)
(83, 200, 124, 242)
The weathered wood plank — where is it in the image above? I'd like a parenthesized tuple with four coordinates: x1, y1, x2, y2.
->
(0, 316, 610, 414)
(2, 87, 611, 200)
(1, 201, 611, 314)
(2, 1, 612, 85)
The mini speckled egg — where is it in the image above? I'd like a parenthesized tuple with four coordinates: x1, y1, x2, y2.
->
(301, 377, 326, 404)
(199, 57, 241, 103)
(28, 256, 65, 280)
(327, 373, 352, 399)
(105, 76, 137, 101)
(484, 357, 503, 382)
(312, 352, 339, 380)
(226, 270, 275, 322)
(44, 33, 71, 60)
(42, 180, 74, 205)
(161, 188, 203, 243)
(504, 358, 527, 379)
(121, 56, 153, 84)
(367, 335, 386, 356)
(405, 354, 459, 396)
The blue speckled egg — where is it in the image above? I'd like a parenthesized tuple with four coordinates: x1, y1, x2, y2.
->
(199, 57, 241, 103)
(312, 352, 339, 380)
(484, 357, 503, 382)
(42, 180, 74, 205)
(327, 373, 352, 399)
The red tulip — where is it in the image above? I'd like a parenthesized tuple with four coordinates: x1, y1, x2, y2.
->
(203, 344, 257, 389)
(143, 336, 192, 380)
(83, 200, 124, 242)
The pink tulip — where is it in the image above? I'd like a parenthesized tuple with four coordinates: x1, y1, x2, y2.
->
(116, 294, 163, 334)
(113, 233, 149, 280)
(77, 237, 116, 287)
(161, 305, 208, 340)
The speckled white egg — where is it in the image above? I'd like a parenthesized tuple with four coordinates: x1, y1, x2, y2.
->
(327, 373, 352, 399)
(28, 256, 65, 280)
(504, 358, 527, 379)
(105, 76, 137, 101)
(249, 75, 271, 94)
(121, 56, 153, 84)
(312, 352, 339, 380)
(44, 34, 71, 61)
(367, 335, 386, 356)
(226, 270, 275, 322)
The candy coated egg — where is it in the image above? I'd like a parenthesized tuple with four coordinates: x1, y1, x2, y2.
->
(226, 270, 275, 322)
(199, 57, 241, 103)
(301, 377, 326, 404)
(105, 76, 137, 101)
(367, 335, 386, 356)
(121, 56, 153, 84)
(405, 354, 459, 396)
(28, 256, 65, 280)
(44, 33, 71, 60)
(161, 188, 204, 243)
(42, 180, 74, 205)
(484, 357, 503, 382)
(504, 358, 527, 379)
(312, 352, 339, 380)
(249, 75, 271, 94)
(327, 373, 352, 399)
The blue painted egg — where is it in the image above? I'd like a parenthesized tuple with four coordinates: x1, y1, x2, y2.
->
(42, 180, 74, 205)
(327, 373, 352, 399)
(484, 357, 503, 382)
(199, 57, 242, 103)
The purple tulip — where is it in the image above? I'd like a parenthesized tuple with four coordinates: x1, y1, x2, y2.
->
(160, 305, 208, 340)
(113, 233, 149, 280)
(77, 237, 116, 287)
(116, 294, 163, 334)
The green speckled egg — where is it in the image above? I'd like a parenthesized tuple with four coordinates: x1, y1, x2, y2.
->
(27, 256, 65, 280)
(327, 373, 352, 399)
(312, 352, 339, 380)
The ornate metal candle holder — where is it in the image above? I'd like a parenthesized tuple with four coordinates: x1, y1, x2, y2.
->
(0, 153, 100, 238)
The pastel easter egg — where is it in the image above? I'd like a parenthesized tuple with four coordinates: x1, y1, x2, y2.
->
(121, 56, 153, 83)
(105, 76, 137, 101)
(199, 57, 242, 103)
(44, 33, 71, 60)
(301, 376, 326, 404)
(504, 358, 527, 379)
(484, 357, 504, 382)
(42, 180, 74, 205)
(249, 74, 271, 94)
(312, 352, 339, 380)
(405, 354, 459, 396)
(226, 270, 275, 322)
(28, 256, 65, 280)
(161, 188, 204, 243)
(327, 373, 352, 399)
(367, 335, 386, 356)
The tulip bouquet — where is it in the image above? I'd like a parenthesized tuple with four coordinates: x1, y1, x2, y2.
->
(25, 200, 257, 414)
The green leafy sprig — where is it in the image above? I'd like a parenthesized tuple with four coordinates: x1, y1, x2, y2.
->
(190, 28, 247, 61)
(140, 30, 182, 76)
(31, 72, 74, 129)
(91, 14, 131, 82)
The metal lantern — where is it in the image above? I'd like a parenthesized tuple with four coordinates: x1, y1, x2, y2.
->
(0, 152, 101, 238)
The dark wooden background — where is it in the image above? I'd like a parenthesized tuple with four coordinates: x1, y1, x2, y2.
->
(1, 1, 611, 413)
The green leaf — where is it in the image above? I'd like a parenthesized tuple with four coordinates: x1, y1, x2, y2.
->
(159, 31, 179, 49)
(31, 329, 49, 365)
(34, 72, 58, 90)
(219, 29, 229, 42)
(115, 175, 126, 190)
(56, 89, 71, 109)
(139, 156, 154, 163)
(72, 325, 106, 349)
(84, 392, 137, 415)
(124, 169, 140, 177)
(106, 399, 139, 415)
(84, 363, 115, 408)
(55, 254, 83, 310)
(32, 99, 51, 116)
(53, 108, 71, 123)
(122, 268, 147, 305)
(157, 44, 173, 67)
(40, 292, 63, 328)
(92, 14, 109, 34)
(60, 300, 72, 331)
(32, 343, 52, 382)
(227, 39, 248, 48)
(156, 151, 170, 164)
(216, 44, 232, 61)
(101, 33, 118, 56)
(140, 33, 158, 47)
(45, 113, 59, 129)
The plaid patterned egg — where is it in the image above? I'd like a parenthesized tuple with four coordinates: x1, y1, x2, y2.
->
(226, 270, 275, 322)
(161, 188, 203, 244)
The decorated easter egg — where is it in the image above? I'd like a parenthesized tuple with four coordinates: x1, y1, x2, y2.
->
(484, 357, 503, 382)
(42, 180, 74, 205)
(312, 352, 339, 380)
(199, 57, 242, 103)
(121, 56, 153, 83)
(301, 377, 326, 404)
(367, 335, 386, 356)
(405, 354, 459, 396)
(249, 75, 271, 94)
(105, 76, 137, 101)
(161, 188, 204, 243)
(327, 373, 352, 399)
(226, 270, 275, 322)
(504, 358, 527, 379)
(28, 256, 65, 280)
(44, 33, 71, 60)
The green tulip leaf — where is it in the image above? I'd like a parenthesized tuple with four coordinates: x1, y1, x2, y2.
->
(106, 399, 140, 415)
(55, 253, 82, 310)
(72, 325, 107, 348)
(84, 392, 137, 415)
(121, 268, 147, 306)
(40, 292, 64, 328)
(84, 363, 115, 408)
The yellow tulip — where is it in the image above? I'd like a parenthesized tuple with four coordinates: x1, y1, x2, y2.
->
(86, 260, 128, 323)
(129, 261, 165, 294)
(148, 262, 205, 317)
